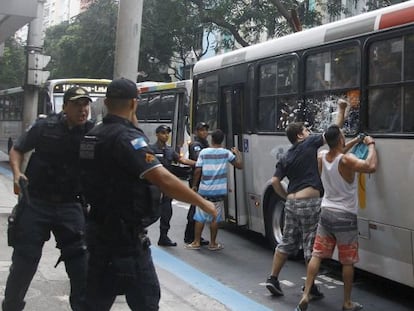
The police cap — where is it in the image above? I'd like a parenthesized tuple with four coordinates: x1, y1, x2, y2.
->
(63, 86, 92, 103)
(106, 78, 137, 99)
(196, 122, 209, 130)
(156, 125, 171, 133)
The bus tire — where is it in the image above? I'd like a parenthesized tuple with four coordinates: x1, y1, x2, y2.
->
(264, 192, 304, 260)
(264, 192, 285, 250)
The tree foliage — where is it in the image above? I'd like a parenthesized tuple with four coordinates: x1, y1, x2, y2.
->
(0, 37, 26, 89)
(187, 0, 405, 48)
(34, 0, 408, 82)
(139, 0, 208, 81)
(44, 0, 117, 79)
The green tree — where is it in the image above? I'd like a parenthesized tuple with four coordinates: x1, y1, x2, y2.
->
(0, 37, 26, 89)
(44, 0, 117, 79)
(187, 0, 405, 48)
(138, 0, 176, 81)
(139, 0, 210, 81)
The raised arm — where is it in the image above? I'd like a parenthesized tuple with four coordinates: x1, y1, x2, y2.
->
(343, 136, 360, 154)
(335, 98, 348, 128)
(341, 136, 377, 174)
(230, 147, 243, 169)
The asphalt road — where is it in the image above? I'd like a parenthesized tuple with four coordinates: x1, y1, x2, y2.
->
(147, 200, 414, 311)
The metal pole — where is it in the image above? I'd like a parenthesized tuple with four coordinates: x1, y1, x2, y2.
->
(113, 0, 143, 81)
(23, 0, 45, 131)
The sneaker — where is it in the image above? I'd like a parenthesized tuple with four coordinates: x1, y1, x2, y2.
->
(302, 284, 324, 301)
(158, 236, 177, 247)
(265, 276, 284, 296)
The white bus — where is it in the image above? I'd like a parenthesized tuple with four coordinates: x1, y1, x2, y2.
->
(39, 78, 111, 115)
(191, 2, 414, 287)
(0, 78, 111, 153)
(136, 80, 193, 179)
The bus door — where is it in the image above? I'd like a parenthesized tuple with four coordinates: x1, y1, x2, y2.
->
(221, 85, 247, 226)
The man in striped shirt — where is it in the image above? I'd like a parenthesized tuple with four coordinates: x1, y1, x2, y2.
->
(185, 129, 243, 251)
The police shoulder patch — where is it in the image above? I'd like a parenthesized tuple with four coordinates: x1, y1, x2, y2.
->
(130, 137, 147, 150)
(145, 153, 156, 163)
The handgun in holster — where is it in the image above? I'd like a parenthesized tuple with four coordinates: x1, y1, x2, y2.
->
(7, 177, 30, 247)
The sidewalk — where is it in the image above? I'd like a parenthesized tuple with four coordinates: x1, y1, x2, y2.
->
(0, 151, 230, 311)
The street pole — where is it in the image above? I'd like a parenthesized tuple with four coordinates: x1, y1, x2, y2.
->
(23, 0, 45, 131)
(113, 0, 143, 81)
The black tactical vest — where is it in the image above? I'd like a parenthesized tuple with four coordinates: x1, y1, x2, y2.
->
(80, 121, 160, 243)
(25, 113, 94, 200)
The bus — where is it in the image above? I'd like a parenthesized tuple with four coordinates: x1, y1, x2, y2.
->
(0, 87, 25, 152)
(0, 78, 111, 153)
(191, 2, 414, 287)
(136, 80, 193, 179)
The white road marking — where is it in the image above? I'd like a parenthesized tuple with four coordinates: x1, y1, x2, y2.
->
(0, 261, 11, 272)
(172, 200, 190, 210)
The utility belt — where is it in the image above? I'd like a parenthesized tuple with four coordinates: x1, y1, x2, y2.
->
(203, 196, 225, 203)
(88, 219, 150, 253)
(91, 231, 151, 260)
(30, 191, 81, 204)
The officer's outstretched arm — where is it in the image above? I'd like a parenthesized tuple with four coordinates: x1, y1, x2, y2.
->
(144, 166, 217, 217)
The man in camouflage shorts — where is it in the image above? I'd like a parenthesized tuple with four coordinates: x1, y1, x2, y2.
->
(264, 100, 347, 299)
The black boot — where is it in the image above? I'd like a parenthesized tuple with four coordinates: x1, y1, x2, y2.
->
(158, 235, 177, 247)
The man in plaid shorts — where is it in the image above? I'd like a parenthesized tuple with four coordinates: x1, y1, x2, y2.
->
(295, 125, 377, 311)
(265, 100, 347, 299)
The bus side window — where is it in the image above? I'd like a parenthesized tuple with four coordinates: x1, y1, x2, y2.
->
(147, 94, 160, 121)
(331, 47, 360, 89)
(403, 34, 414, 132)
(369, 39, 402, 85)
(367, 37, 410, 133)
(306, 53, 331, 91)
(258, 57, 298, 132)
(159, 93, 175, 121)
(404, 89, 414, 132)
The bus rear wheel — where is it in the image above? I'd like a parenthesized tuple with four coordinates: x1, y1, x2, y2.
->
(264, 193, 285, 249)
(265, 192, 304, 259)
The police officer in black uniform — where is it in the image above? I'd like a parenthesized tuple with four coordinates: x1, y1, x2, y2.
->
(3, 87, 93, 311)
(183, 122, 210, 245)
(80, 78, 216, 311)
(150, 125, 196, 247)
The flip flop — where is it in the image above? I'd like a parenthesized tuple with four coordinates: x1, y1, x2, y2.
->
(208, 243, 224, 251)
(342, 302, 363, 311)
(184, 243, 200, 250)
(294, 301, 308, 311)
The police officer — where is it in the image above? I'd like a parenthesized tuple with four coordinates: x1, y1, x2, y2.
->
(3, 87, 93, 311)
(184, 121, 210, 245)
(80, 78, 216, 311)
(150, 125, 196, 247)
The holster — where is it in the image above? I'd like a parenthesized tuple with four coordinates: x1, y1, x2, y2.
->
(141, 184, 161, 228)
(7, 178, 28, 247)
(7, 204, 20, 247)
